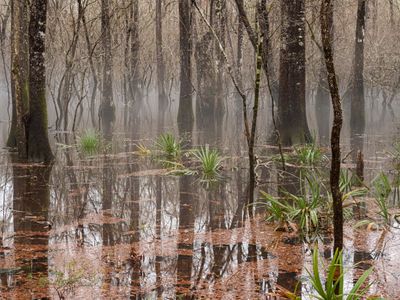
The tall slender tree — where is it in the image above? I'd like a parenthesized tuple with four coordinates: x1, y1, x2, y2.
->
(99, 0, 115, 136)
(235, 0, 244, 130)
(257, 0, 277, 98)
(156, 0, 166, 110)
(320, 0, 344, 252)
(350, 0, 366, 137)
(213, 0, 226, 119)
(130, 0, 140, 100)
(177, 0, 194, 133)
(315, 0, 333, 144)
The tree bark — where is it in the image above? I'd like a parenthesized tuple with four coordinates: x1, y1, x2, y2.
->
(315, 1, 334, 144)
(8, 0, 29, 156)
(129, 0, 140, 101)
(320, 0, 343, 252)
(99, 0, 115, 137)
(27, 0, 53, 163)
(350, 0, 366, 136)
(177, 0, 194, 134)
(257, 0, 277, 98)
(213, 0, 226, 119)
(277, 0, 311, 146)
(156, 0, 166, 110)
(248, 35, 263, 205)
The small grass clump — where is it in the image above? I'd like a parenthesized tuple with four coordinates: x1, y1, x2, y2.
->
(155, 133, 181, 160)
(78, 130, 101, 156)
(192, 145, 223, 180)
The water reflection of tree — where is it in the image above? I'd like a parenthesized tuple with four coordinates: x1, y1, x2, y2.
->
(0, 155, 13, 287)
(11, 157, 52, 296)
(177, 175, 195, 294)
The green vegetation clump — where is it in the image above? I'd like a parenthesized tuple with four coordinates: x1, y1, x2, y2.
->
(391, 142, 400, 170)
(192, 145, 224, 180)
(78, 130, 101, 156)
(262, 171, 368, 234)
(372, 172, 392, 223)
(305, 247, 373, 300)
(151, 133, 225, 183)
(155, 133, 181, 160)
(294, 142, 326, 166)
(261, 175, 324, 233)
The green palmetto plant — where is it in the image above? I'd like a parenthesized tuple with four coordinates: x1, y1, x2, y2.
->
(340, 169, 354, 194)
(355, 172, 391, 230)
(260, 191, 288, 225)
(261, 175, 323, 233)
(294, 141, 326, 167)
(390, 141, 400, 170)
(155, 133, 181, 160)
(306, 247, 373, 300)
(78, 130, 101, 156)
(389, 142, 400, 203)
(341, 188, 369, 206)
(191, 145, 224, 180)
(372, 172, 391, 223)
(325, 186, 368, 223)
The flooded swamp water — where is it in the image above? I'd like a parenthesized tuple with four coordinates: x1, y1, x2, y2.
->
(0, 101, 400, 299)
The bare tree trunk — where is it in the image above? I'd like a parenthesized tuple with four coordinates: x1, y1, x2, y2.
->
(27, 0, 53, 162)
(257, 0, 277, 98)
(0, 3, 11, 125)
(350, 0, 366, 137)
(99, 0, 115, 136)
(315, 1, 334, 143)
(214, 0, 226, 119)
(156, 0, 166, 111)
(234, 0, 244, 152)
(60, 2, 83, 131)
(123, 2, 130, 128)
(236, 1, 243, 83)
(248, 35, 263, 205)
(8, 0, 29, 156)
(129, 0, 140, 101)
(195, 30, 214, 132)
(277, 0, 311, 146)
(79, 0, 99, 128)
(320, 0, 343, 252)
(177, 0, 194, 133)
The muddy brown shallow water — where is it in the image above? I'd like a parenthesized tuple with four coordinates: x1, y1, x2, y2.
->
(0, 140, 399, 300)
(0, 98, 400, 299)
